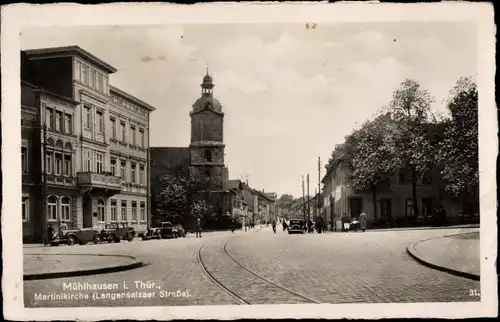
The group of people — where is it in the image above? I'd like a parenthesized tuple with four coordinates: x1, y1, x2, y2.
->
(341, 212, 368, 232)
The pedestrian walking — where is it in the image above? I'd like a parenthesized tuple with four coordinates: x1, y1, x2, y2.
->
(341, 213, 350, 232)
(359, 212, 368, 232)
(196, 218, 202, 238)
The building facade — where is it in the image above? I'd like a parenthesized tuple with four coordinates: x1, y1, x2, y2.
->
(21, 46, 155, 242)
(321, 158, 457, 231)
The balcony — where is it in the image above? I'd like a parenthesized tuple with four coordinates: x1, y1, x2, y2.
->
(77, 172, 122, 196)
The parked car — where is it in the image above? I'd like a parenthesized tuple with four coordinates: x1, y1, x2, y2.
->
(50, 228, 101, 246)
(288, 219, 305, 234)
(141, 227, 162, 241)
(100, 222, 135, 243)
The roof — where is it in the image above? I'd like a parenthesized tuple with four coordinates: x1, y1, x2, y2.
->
(23, 45, 117, 74)
(227, 179, 243, 191)
(110, 85, 156, 112)
(22, 81, 79, 106)
(192, 96, 223, 114)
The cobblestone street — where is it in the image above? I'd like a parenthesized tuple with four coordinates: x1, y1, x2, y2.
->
(24, 227, 480, 307)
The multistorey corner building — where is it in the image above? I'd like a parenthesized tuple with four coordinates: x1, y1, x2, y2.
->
(21, 46, 155, 243)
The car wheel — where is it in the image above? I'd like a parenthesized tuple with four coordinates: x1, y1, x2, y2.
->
(67, 235, 76, 246)
(128, 233, 134, 242)
(94, 234, 101, 244)
(108, 235, 116, 243)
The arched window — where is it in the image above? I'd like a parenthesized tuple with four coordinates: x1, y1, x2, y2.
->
(204, 150, 212, 162)
(47, 196, 58, 221)
(61, 197, 71, 221)
(46, 138, 54, 146)
(55, 140, 64, 149)
(64, 142, 72, 151)
(97, 198, 105, 222)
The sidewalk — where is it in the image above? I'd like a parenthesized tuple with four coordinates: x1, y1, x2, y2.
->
(407, 231, 480, 280)
(24, 253, 144, 281)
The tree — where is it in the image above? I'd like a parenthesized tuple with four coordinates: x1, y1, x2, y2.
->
(351, 113, 398, 219)
(436, 77, 478, 212)
(389, 79, 435, 218)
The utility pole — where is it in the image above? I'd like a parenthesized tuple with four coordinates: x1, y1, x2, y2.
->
(301, 175, 305, 222)
(318, 157, 321, 217)
(306, 173, 310, 221)
(42, 122, 48, 244)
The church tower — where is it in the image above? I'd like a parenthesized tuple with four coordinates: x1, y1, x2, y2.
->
(189, 70, 227, 199)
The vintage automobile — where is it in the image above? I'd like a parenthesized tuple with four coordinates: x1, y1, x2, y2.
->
(141, 222, 180, 240)
(100, 222, 136, 243)
(288, 219, 305, 234)
(141, 227, 162, 240)
(50, 227, 101, 246)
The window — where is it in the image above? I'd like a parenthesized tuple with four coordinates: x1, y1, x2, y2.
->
(45, 107, 53, 129)
(120, 121, 126, 141)
(97, 73, 103, 92)
(140, 202, 146, 221)
(21, 146, 28, 173)
(90, 69, 96, 88)
(74, 61, 81, 81)
(422, 198, 433, 216)
(139, 165, 145, 185)
(379, 198, 392, 219)
(204, 150, 212, 162)
(47, 196, 58, 221)
(422, 171, 432, 185)
(45, 151, 53, 174)
(84, 149, 92, 172)
(120, 161, 126, 180)
(97, 198, 105, 222)
(64, 154, 72, 176)
(55, 111, 63, 131)
(120, 201, 127, 222)
(131, 202, 137, 222)
(55, 153, 62, 175)
(103, 76, 109, 94)
(65, 114, 73, 133)
(139, 129, 145, 147)
(110, 158, 116, 176)
(82, 65, 89, 85)
(130, 162, 136, 183)
(110, 200, 117, 222)
(84, 106, 91, 129)
(405, 199, 414, 217)
(96, 110, 103, 133)
(96, 152, 104, 174)
(130, 125, 136, 145)
(205, 169, 211, 178)
(110, 118, 116, 139)
(61, 197, 71, 221)
(22, 196, 29, 222)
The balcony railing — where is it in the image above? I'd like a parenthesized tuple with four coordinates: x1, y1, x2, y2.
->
(77, 172, 122, 190)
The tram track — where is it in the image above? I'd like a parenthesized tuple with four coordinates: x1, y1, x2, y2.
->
(197, 238, 321, 305)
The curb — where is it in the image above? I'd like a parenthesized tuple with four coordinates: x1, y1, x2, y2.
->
(406, 234, 480, 281)
(24, 253, 146, 281)
(368, 224, 480, 233)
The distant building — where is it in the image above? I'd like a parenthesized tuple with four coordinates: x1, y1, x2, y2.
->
(21, 46, 155, 242)
(150, 72, 231, 225)
(321, 157, 460, 231)
(227, 180, 249, 225)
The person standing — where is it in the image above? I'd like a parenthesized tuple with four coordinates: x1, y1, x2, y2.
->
(196, 218, 202, 238)
(46, 224, 54, 244)
(359, 212, 368, 232)
(341, 213, 350, 232)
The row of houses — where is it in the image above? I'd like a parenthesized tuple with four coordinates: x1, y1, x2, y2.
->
(20, 45, 156, 243)
(319, 157, 467, 231)
(226, 180, 277, 225)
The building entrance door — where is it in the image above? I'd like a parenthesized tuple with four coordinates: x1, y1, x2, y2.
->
(83, 195, 93, 228)
(349, 197, 363, 218)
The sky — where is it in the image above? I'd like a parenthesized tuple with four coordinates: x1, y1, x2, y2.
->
(21, 22, 477, 198)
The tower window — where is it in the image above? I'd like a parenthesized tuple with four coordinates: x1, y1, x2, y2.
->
(204, 150, 212, 162)
(205, 169, 211, 178)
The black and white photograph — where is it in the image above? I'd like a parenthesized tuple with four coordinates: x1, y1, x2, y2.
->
(1, 2, 497, 320)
